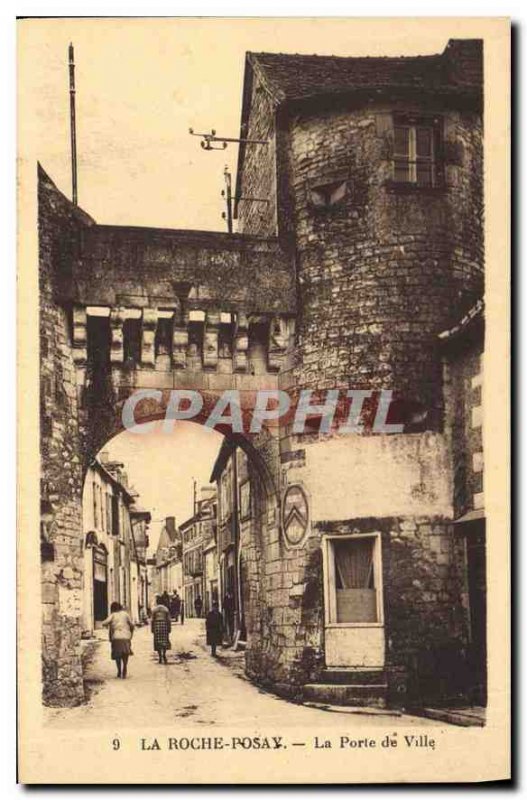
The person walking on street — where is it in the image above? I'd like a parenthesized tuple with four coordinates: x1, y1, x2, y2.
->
(180, 599, 185, 625)
(102, 601, 134, 679)
(151, 595, 171, 664)
(206, 601, 224, 657)
(170, 591, 181, 621)
(194, 595, 203, 618)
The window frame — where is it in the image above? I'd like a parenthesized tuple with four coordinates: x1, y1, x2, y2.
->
(391, 115, 443, 188)
(322, 532, 384, 629)
(239, 479, 252, 522)
(92, 480, 98, 529)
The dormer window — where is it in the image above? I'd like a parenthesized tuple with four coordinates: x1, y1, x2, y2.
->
(393, 120, 436, 186)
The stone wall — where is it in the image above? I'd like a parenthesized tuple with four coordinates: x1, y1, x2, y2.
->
(39, 166, 92, 705)
(443, 326, 484, 518)
(236, 66, 278, 237)
(316, 517, 468, 705)
(238, 453, 271, 649)
(245, 422, 471, 706)
(244, 519, 325, 698)
(245, 513, 468, 706)
(72, 224, 293, 314)
(287, 102, 483, 423)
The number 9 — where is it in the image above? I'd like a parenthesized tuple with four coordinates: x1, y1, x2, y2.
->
(113, 738, 120, 751)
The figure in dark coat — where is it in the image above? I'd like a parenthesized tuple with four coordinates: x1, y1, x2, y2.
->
(206, 602, 224, 657)
(194, 595, 203, 618)
(170, 591, 181, 621)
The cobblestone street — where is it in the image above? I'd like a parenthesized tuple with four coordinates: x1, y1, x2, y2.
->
(45, 621, 441, 730)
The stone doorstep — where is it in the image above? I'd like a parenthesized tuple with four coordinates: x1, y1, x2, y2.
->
(320, 668, 387, 685)
(303, 701, 401, 717)
(418, 707, 486, 727)
(303, 683, 387, 708)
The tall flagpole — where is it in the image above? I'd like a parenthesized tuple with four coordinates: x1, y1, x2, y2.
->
(68, 43, 78, 206)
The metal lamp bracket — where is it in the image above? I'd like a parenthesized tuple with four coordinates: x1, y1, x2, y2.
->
(189, 128, 268, 151)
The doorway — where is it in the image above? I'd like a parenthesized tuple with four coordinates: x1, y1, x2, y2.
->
(93, 547, 108, 625)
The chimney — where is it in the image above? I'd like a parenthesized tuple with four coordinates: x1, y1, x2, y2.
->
(443, 39, 483, 88)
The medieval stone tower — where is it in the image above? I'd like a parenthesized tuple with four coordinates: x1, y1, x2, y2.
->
(236, 40, 483, 407)
(39, 38, 484, 708)
(235, 40, 483, 703)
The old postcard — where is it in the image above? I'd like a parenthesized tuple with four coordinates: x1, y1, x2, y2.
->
(17, 16, 510, 783)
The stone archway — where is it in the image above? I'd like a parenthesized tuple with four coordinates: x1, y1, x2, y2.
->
(39, 166, 293, 706)
(80, 385, 280, 501)
(78, 403, 280, 685)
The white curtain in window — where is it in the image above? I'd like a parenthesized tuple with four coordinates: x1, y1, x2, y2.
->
(335, 539, 374, 589)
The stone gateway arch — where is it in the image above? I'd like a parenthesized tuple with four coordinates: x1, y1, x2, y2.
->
(39, 39, 486, 709)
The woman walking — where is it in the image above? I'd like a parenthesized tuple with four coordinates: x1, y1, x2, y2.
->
(151, 595, 172, 664)
(102, 601, 134, 679)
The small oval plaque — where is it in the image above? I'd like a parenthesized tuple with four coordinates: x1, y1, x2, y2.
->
(282, 485, 309, 547)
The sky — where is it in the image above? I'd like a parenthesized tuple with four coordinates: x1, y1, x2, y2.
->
(20, 18, 465, 552)
(19, 17, 454, 231)
(104, 421, 223, 553)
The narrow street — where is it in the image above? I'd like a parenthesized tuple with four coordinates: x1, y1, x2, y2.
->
(45, 620, 441, 729)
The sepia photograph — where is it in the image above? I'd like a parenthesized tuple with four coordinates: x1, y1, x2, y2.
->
(17, 15, 510, 784)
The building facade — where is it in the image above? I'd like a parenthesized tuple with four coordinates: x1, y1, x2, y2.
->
(146, 556, 158, 611)
(211, 442, 252, 641)
(231, 39, 484, 707)
(130, 506, 151, 622)
(81, 456, 149, 635)
(203, 535, 220, 615)
(181, 488, 217, 617)
(154, 517, 182, 599)
(440, 300, 486, 706)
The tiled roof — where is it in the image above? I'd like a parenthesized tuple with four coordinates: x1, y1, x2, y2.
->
(131, 505, 151, 520)
(92, 457, 135, 502)
(234, 40, 482, 210)
(248, 39, 482, 103)
(250, 52, 441, 101)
